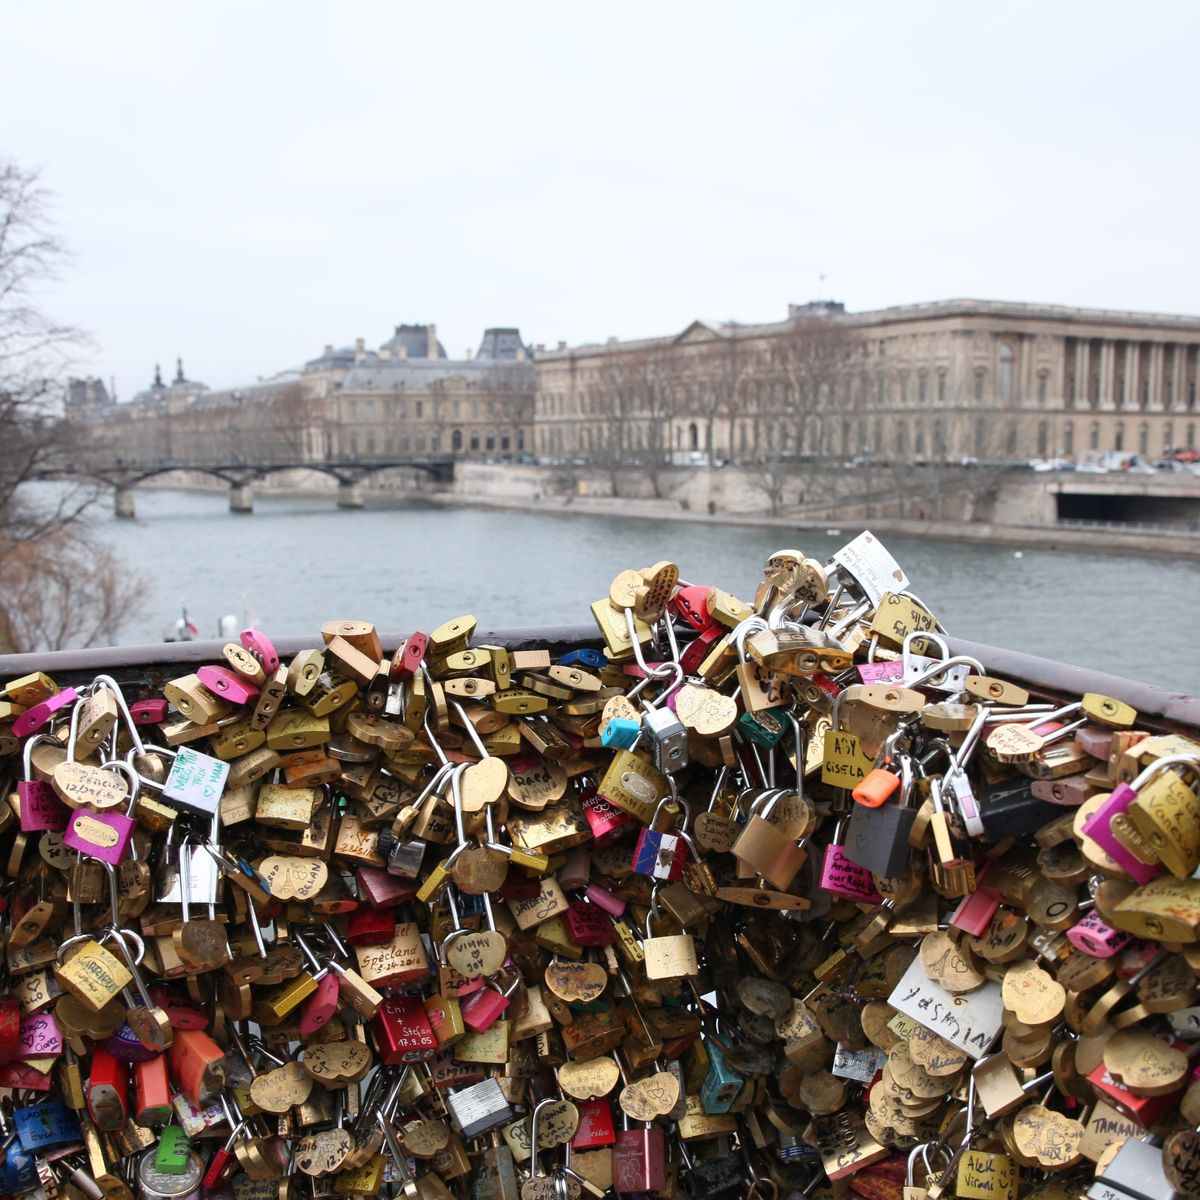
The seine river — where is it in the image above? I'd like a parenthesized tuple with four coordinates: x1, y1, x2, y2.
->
(84, 489, 1198, 694)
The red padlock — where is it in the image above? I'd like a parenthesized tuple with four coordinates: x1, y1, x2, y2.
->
(460, 975, 519, 1034)
(670, 585, 716, 632)
(562, 901, 617, 948)
(133, 1054, 173, 1126)
(371, 996, 438, 1065)
(613, 1121, 667, 1193)
(572, 1099, 617, 1149)
(0, 995, 21, 1066)
(345, 906, 397, 945)
(389, 632, 428, 681)
(86, 1046, 129, 1131)
(299, 973, 341, 1037)
(167, 1028, 226, 1106)
(582, 790, 633, 844)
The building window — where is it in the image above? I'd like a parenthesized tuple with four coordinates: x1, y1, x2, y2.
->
(1114, 422, 1124, 451)
(997, 344, 1014, 407)
(1037, 422, 1048, 457)
(914, 421, 926, 456)
(896, 422, 908, 457)
(974, 369, 985, 402)
(451, 429, 463, 451)
(1005, 421, 1017, 456)
(501, 434, 510, 451)
(1138, 422, 1149, 455)
(1164, 422, 1173, 452)
(1089, 422, 1100, 451)
(933, 419, 946, 457)
(1063, 421, 1074, 456)
(470, 434, 480, 451)
(688, 423, 699, 451)
(900, 372, 909, 406)
(937, 371, 946, 404)
(917, 371, 927, 406)
(366, 433, 376, 455)
(974, 419, 987, 458)
(1188, 422, 1196, 448)
(1037, 371, 1048, 406)
(431, 434, 440, 451)
(1166, 379, 1174, 409)
(417, 435, 426, 451)
(485, 435, 495, 451)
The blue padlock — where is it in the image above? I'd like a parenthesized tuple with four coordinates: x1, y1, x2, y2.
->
(3, 1144, 39, 1193)
(14, 1100, 82, 1152)
(600, 717, 641, 750)
(560, 648, 606, 669)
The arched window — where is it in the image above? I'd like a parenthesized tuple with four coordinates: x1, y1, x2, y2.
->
(451, 429, 463, 451)
(997, 344, 1014, 407)
(688, 423, 699, 451)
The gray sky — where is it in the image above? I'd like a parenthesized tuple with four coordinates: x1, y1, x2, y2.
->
(4, 2, 1198, 397)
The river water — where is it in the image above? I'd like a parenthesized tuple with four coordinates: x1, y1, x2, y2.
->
(82, 489, 1198, 694)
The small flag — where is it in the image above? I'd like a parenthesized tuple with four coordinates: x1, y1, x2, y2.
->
(181, 607, 199, 636)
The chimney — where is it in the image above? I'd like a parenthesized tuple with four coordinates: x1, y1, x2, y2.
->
(606, 336, 618, 345)
(379, 347, 392, 360)
(426, 324, 437, 358)
(354, 338, 365, 362)
(557, 341, 567, 351)
(465, 348, 474, 361)
(324, 344, 333, 355)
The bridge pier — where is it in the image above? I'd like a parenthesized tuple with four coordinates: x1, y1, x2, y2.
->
(337, 482, 364, 509)
(114, 487, 136, 519)
(229, 484, 254, 514)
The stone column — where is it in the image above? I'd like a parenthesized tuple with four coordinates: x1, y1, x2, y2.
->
(1125, 341, 1140, 411)
(337, 482, 364, 509)
(1171, 344, 1186, 412)
(1148, 343, 1164, 411)
(1099, 340, 1115, 409)
(229, 484, 253, 513)
(114, 487, 136, 519)
(1075, 339, 1089, 409)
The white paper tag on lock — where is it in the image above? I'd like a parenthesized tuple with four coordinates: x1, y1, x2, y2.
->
(887, 956, 1003, 1059)
(163, 747, 229, 816)
(830, 531, 909, 606)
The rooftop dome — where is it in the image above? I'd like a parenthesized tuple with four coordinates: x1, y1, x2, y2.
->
(380, 324, 447, 360)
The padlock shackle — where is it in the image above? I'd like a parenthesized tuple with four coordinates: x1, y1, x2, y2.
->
(1131, 752, 1200, 793)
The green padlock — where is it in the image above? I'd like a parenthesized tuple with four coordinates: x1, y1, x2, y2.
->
(155, 1125, 191, 1175)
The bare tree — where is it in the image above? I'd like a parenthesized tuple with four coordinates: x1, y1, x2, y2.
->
(744, 317, 862, 515)
(0, 157, 144, 650)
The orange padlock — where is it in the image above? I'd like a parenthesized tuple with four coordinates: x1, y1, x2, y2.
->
(852, 766, 901, 808)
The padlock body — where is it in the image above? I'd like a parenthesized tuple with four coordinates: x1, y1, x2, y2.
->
(843, 802, 915, 878)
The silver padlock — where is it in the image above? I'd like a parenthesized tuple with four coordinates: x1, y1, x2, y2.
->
(446, 1078, 514, 1140)
(641, 706, 688, 774)
(1086, 1136, 1171, 1200)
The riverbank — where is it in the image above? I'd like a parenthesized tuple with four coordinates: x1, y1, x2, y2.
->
(127, 461, 1200, 559)
(426, 487, 1200, 559)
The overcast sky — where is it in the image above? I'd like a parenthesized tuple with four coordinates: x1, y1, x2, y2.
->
(4, 2, 1198, 398)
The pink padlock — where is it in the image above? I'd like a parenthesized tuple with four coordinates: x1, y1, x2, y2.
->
(857, 660, 905, 685)
(130, 699, 169, 725)
(13, 687, 77, 738)
(460, 975, 517, 1033)
(16, 735, 70, 833)
(949, 886, 1000, 936)
(1079, 758, 1197, 884)
(585, 882, 626, 918)
(197, 665, 260, 706)
(1066, 911, 1132, 958)
(18, 1012, 62, 1060)
(819, 821, 882, 903)
(299, 974, 341, 1037)
(240, 628, 279, 673)
(63, 762, 140, 865)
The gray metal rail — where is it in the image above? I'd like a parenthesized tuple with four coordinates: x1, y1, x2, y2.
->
(0, 626, 1196, 735)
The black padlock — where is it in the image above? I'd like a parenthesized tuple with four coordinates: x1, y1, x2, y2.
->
(979, 776, 1062, 841)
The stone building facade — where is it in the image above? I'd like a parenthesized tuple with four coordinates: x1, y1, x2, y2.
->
(80, 326, 534, 467)
(533, 299, 1200, 466)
